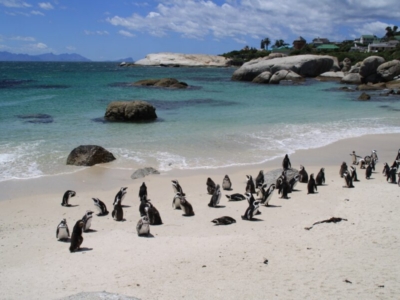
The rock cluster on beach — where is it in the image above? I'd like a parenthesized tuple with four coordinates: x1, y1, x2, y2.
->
(66, 145, 116, 166)
(134, 52, 230, 67)
(104, 101, 157, 122)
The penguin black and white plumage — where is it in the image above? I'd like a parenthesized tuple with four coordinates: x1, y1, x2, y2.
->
(206, 177, 216, 195)
(262, 183, 276, 206)
(349, 166, 359, 182)
(208, 184, 221, 207)
(81, 210, 94, 232)
(56, 219, 70, 241)
(398, 171, 400, 187)
(278, 178, 290, 199)
(180, 195, 195, 216)
(315, 168, 325, 186)
(350, 151, 362, 165)
(61, 190, 76, 207)
(139, 182, 147, 200)
(222, 175, 232, 190)
(172, 180, 185, 196)
(371, 150, 378, 162)
(139, 197, 150, 217)
(359, 159, 366, 169)
(112, 201, 124, 221)
(343, 171, 354, 188)
(245, 175, 256, 194)
(390, 160, 398, 169)
(241, 193, 261, 221)
(289, 174, 300, 192)
(69, 220, 84, 253)
(298, 165, 309, 183)
(256, 183, 267, 200)
(172, 193, 182, 209)
(113, 187, 127, 206)
(366, 164, 373, 179)
(282, 154, 291, 170)
(212, 216, 236, 225)
(225, 193, 246, 201)
(255, 170, 264, 189)
(136, 216, 150, 236)
(147, 201, 163, 225)
(339, 162, 348, 178)
(307, 174, 317, 194)
(92, 198, 108, 216)
(388, 167, 397, 184)
(382, 163, 390, 178)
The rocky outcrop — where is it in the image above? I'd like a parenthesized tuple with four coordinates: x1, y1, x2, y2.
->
(104, 101, 157, 122)
(317, 71, 345, 81)
(341, 73, 362, 84)
(134, 53, 230, 67)
(357, 83, 386, 91)
(131, 167, 160, 179)
(341, 58, 352, 72)
(133, 78, 188, 89)
(386, 80, 400, 89)
(358, 92, 371, 101)
(252, 71, 272, 83)
(66, 145, 116, 166)
(359, 56, 385, 80)
(269, 70, 303, 84)
(232, 54, 339, 82)
(377, 60, 400, 82)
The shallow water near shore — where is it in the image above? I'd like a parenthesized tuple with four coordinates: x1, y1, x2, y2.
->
(1, 61, 400, 181)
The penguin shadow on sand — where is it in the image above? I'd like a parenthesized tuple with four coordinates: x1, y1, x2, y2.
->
(139, 232, 155, 238)
(64, 204, 79, 207)
(72, 247, 93, 253)
(58, 238, 71, 243)
(83, 229, 97, 233)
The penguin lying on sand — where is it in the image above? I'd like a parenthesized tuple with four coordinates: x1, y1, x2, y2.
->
(212, 216, 236, 225)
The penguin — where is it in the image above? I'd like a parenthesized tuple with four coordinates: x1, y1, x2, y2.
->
(382, 163, 390, 178)
(339, 162, 348, 178)
(171, 180, 185, 196)
(350, 151, 362, 165)
(349, 166, 359, 182)
(139, 197, 150, 217)
(81, 210, 94, 232)
(113, 187, 127, 206)
(395, 149, 400, 161)
(208, 184, 221, 207)
(278, 177, 290, 199)
(398, 171, 400, 187)
(388, 167, 397, 184)
(371, 150, 378, 162)
(211, 216, 236, 225)
(180, 195, 195, 216)
(255, 170, 264, 189)
(222, 175, 232, 190)
(256, 183, 267, 200)
(370, 158, 376, 171)
(245, 175, 256, 194)
(92, 198, 108, 216)
(391, 160, 398, 169)
(61, 190, 76, 207)
(262, 183, 276, 206)
(136, 216, 150, 236)
(298, 165, 309, 183)
(225, 193, 246, 201)
(289, 174, 300, 192)
(139, 182, 147, 200)
(147, 201, 163, 225)
(282, 154, 291, 170)
(315, 168, 325, 186)
(307, 174, 317, 194)
(112, 201, 124, 221)
(56, 219, 70, 241)
(359, 159, 366, 169)
(172, 193, 182, 209)
(241, 193, 261, 220)
(343, 171, 354, 188)
(69, 220, 84, 253)
(366, 164, 373, 179)
(206, 177, 216, 195)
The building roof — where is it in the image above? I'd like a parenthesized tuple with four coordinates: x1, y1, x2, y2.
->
(294, 36, 306, 42)
(316, 44, 339, 50)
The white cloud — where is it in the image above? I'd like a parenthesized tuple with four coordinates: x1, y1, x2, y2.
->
(11, 35, 35, 41)
(0, 0, 31, 7)
(354, 21, 391, 36)
(118, 30, 135, 38)
(66, 46, 76, 51)
(84, 30, 109, 36)
(38, 2, 54, 10)
(30, 42, 48, 49)
(31, 10, 44, 15)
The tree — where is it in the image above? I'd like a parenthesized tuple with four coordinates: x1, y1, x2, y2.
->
(385, 25, 398, 39)
(274, 39, 288, 48)
(260, 37, 271, 50)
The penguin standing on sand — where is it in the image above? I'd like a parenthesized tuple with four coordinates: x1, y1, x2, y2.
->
(81, 210, 93, 232)
(172, 193, 182, 209)
(256, 183, 267, 200)
(262, 184, 276, 206)
(343, 171, 354, 188)
(255, 170, 264, 189)
(339, 162, 348, 178)
(245, 175, 256, 194)
(136, 216, 150, 236)
(112, 201, 124, 221)
(242, 193, 261, 221)
(147, 200, 163, 225)
(208, 184, 221, 207)
(383, 163, 390, 178)
(307, 174, 317, 194)
(92, 198, 108, 216)
(61, 190, 76, 207)
(222, 175, 232, 190)
(388, 167, 397, 184)
(180, 195, 195, 216)
(206, 178, 216, 195)
(225, 193, 246, 201)
(315, 168, 325, 185)
(139, 182, 147, 200)
(350, 151, 362, 165)
(172, 180, 185, 196)
(359, 159, 366, 169)
(282, 154, 291, 170)
(69, 220, 84, 253)
(366, 164, 373, 179)
(56, 219, 70, 241)
(289, 174, 300, 192)
(113, 187, 127, 206)
(298, 165, 309, 183)
(349, 166, 359, 182)
(278, 177, 290, 199)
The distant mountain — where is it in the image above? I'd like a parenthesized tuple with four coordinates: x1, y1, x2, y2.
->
(0, 51, 91, 62)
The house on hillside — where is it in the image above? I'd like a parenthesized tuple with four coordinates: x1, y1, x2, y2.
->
(359, 35, 377, 45)
(312, 38, 330, 46)
(292, 36, 306, 50)
(368, 40, 399, 52)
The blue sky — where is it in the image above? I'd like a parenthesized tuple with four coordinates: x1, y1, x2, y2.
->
(0, 0, 399, 61)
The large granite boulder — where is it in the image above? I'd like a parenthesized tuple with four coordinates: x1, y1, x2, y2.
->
(357, 83, 386, 90)
(358, 92, 371, 101)
(269, 70, 303, 84)
(317, 71, 345, 81)
(341, 73, 362, 84)
(377, 60, 400, 82)
(104, 101, 157, 122)
(386, 80, 400, 89)
(252, 71, 272, 83)
(67, 145, 116, 166)
(359, 56, 385, 79)
(341, 58, 352, 72)
(134, 53, 230, 67)
(232, 54, 339, 81)
(133, 78, 188, 89)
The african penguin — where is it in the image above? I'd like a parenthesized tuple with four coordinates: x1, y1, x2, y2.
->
(383, 163, 390, 178)
(315, 168, 325, 185)
(222, 175, 232, 190)
(350, 151, 361, 165)
(289, 174, 300, 192)
(172, 192, 182, 209)
(278, 178, 290, 199)
(396, 149, 400, 161)
(245, 175, 256, 194)
(282, 154, 291, 170)
(81, 210, 93, 232)
(69, 220, 84, 253)
(171, 180, 185, 196)
(139, 182, 147, 200)
(371, 150, 378, 162)
(298, 165, 309, 183)
(139, 197, 150, 217)
(256, 183, 267, 200)
(211, 216, 236, 225)
(147, 201, 163, 225)
(208, 184, 221, 207)
(262, 183, 276, 206)
(112, 201, 124, 221)
(180, 195, 195, 216)
(92, 198, 108, 216)
(343, 171, 354, 188)
(388, 167, 397, 184)
(339, 162, 348, 178)
(255, 170, 265, 189)
(307, 174, 317, 194)
(61, 190, 76, 207)
(113, 187, 127, 206)
(350, 166, 359, 182)
(241, 193, 261, 221)
(56, 219, 70, 241)
(225, 193, 246, 201)
(359, 159, 366, 169)
(366, 164, 373, 179)
(206, 177, 216, 195)
(136, 216, 150, 236)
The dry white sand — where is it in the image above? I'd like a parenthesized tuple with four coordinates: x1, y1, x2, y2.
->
(0, 133, 399, 300)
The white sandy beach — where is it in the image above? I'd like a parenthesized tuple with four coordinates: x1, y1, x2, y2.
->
(0, 133, 399, 300)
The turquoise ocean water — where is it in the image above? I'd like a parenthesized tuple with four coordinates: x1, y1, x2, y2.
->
(1, 62, 400, 182)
